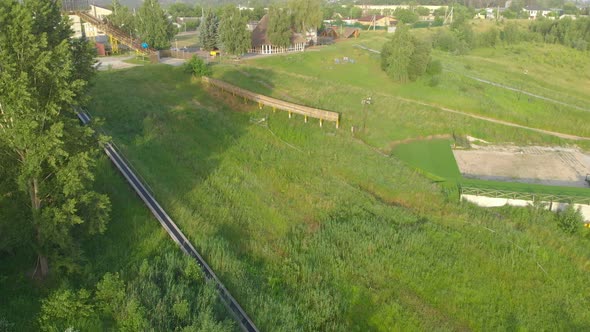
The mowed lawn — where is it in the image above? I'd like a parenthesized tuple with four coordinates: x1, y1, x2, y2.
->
(392, 139, 590, 197)
(87, 65, 590, 331)
(391, 139, 462, 181)
(213, 29, 590, 150)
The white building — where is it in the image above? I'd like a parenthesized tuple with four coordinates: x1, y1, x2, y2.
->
(523, 5, 552, 19)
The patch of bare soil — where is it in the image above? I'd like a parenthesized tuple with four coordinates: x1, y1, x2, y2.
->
(453, 145, 590, 188)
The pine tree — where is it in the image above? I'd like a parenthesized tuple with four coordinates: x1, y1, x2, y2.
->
(268, 6, 292, 48)
(137, 0, 175, 50)
(199, 10, 219, 51)
(218, 5, 251, 56)
(0, 0, 110, 278)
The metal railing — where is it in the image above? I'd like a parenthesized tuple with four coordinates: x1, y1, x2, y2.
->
(460, 186, 590, 205)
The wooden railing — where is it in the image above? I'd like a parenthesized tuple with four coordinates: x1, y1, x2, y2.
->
(202, 77, 340, 128)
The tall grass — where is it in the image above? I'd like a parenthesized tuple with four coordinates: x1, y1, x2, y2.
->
(85, 65, 590, 331)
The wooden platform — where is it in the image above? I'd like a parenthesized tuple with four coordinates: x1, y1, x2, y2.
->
(202, 76, 340, 128)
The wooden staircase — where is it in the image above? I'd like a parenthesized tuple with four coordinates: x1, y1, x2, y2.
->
(75, 11, 157, 56)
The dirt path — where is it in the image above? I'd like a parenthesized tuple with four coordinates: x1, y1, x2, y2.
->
(396, 97, 590, 141)
(234, 65, 590, 141)
(445, 69, 590, 113)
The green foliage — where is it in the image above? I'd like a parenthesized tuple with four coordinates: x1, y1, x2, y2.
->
(416, 6, 431, 16)
(382, 26, 431, 82)
(167, 3, 202, 19)
(381, 26, 415, 82)
(477, 27, 500, 48)
(268, 6, 293, 48)
(426, 59, 442, 75)
(108, 0, 136, 36)
(428, 75, 441, 87)
(408, 38, 432, 81)
(555, 205, 583, 234)
(218, 5, 251, 56)
(200, 10, 219, 51)
(38, 288, 101, 331)
(394, 8, 419, 24)
(184, 56, 212, 77)
(502, 22, 522, 44)
(100, 253, 233, 331)
(529, 17, 590, 51)
(0, 0, 110, 277)
(137, 0, 175, 50)
(288, 0, 322, 33)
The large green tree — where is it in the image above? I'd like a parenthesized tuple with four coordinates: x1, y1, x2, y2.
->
(288, 0, 322, 34)
(268, 5, 293, 48)
(381, 26, 432, 82)
(381, 26, 415, 82)
(108, 0, 136, 37)
(218, 5, 251, 56)
(137, 0, 175, 50)
(199, 9, 219, 51)
(0, 0, 110, 278)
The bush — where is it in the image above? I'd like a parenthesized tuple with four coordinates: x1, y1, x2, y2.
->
(426, 59, 442, 75)
(184, 56, 211, 77)
(555, 204, 583, 234)
(428, 75, 441, 87)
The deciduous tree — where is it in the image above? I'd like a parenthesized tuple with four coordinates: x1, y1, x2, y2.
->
(218, 5, 251, 56)
(137, 0, 175, 50)
(0, 0, 110, 278)
(268, 5, 293, 48)
(288, 0, 322, 33)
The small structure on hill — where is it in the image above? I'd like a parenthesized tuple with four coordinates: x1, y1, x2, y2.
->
(320, 27, 360, 39)
(251, 14, 306, 54)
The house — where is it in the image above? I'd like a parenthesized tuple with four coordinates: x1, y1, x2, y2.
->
(357, 15, 398, 28)
(247, 21, 259, 31)
(251, 14, 306, 54)
(320, 27, 360, 39)
(523, 5, 552, 19)
(354, 5, 447, 15)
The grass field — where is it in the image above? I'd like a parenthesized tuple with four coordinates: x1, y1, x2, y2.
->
(391, 139, 462, 181)
(83, 65, 590, 331)
(213, 29, 590, 151)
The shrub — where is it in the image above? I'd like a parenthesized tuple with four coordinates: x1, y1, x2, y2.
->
(426, 59, 442, 75)
(428, 75, 441, 87)
(555, 204, 583, 234)
(184, 55, 211, 77)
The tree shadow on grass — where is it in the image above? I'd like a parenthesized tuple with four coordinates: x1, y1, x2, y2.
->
(83, 64, 278, 293)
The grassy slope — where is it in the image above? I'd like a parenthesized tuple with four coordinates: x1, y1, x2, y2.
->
(87, 65, 590, 331)
(212, 29, 590, 150)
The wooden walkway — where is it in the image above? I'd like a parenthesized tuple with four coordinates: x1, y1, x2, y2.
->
(202, 77, 341, 128)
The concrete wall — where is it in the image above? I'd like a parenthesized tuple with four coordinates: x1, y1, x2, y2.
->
(461, 194, 590, 221)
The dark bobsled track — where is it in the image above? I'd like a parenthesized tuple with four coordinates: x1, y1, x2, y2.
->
(79, 111, 258, 332)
